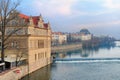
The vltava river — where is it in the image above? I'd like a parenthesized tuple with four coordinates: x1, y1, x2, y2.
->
(21, 41, 120, 80)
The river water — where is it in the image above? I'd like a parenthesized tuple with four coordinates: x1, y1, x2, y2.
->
(21, 41, 120, 80)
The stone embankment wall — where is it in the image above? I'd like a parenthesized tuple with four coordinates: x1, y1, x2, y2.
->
(0, 61, 52, 80)
(0, 65, 28, 80)
(52, 43, 82, 53)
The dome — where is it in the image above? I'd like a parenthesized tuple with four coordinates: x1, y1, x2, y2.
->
(80, 28, 90, 34)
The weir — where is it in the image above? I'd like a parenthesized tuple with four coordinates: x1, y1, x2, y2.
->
(54, 58, 120, 63)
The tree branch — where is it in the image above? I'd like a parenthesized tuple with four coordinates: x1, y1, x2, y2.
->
(4, 28, 22, 42)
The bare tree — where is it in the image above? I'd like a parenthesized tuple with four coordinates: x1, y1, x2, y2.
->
(0, 0, 23, 70)
(15, 48, 27, 67)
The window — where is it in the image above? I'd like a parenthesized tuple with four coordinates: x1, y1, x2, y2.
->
(12, 20, 17, 26)
(44, 40, 48, 48)
(11, 41, 18, 48)
(38, 53, 40, 59)
(45, 52, 47, 58)
(35, 54, 37, 61)
(38, 40, 44, 48)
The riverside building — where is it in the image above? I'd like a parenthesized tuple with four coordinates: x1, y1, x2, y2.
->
(52, 32, 67, 46)
(0, 13, 51, 73)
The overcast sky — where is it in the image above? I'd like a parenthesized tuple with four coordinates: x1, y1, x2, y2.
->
(19, 0, 120, 39)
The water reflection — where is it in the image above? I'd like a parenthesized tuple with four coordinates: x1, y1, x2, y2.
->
(21, 65, 51, 80)
(56, 41, 119, 59)
(58, 52, 66, 58)
(20, 41, 120, 80)
(115, 41, 120, 47)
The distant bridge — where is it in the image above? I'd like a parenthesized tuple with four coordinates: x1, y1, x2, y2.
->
(53, 58, 120, 63)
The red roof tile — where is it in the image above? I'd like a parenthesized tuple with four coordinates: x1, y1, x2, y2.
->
(19, 14, 29, 19)
(19, 13, 49, 29)
(19, 14, 29, 22)
(44, 23, 48, 28)
(32, 16, 39, 25)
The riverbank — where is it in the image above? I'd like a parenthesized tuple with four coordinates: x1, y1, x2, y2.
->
(51, 43, 82, 53)
(0, 60, 53, 80)
(0, 65, 28, 80)
(0, 43, 82, 80)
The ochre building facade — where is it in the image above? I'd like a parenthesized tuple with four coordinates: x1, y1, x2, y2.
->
(4, 14, 51, 73)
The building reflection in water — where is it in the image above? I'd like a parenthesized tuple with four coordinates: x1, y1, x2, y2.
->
(21, 65, 51, 80)
(58, 52, 66, 58)
(54, 42, 116, 58)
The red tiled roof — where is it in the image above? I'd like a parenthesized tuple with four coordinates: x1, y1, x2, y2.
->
(32, 16, 39, 25)
(19, 13, 49, 29)
(19, 14, 29, 19)
(44, 23, 48, 28)
(19, 14, 29, 22)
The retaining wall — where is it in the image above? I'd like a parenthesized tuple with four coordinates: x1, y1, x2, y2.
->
(52, 43, 82, 53)
(0, 65, 28, 80)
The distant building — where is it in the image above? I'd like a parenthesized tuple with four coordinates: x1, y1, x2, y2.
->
(0, 13, 51, 73)
(79, 28, 92, 41)
(70, 33, 81, 41)
(69, 28, 92, 42)
(79, 28, 91, 34)
(52, 32, 67, 45)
